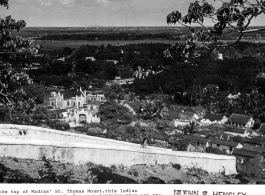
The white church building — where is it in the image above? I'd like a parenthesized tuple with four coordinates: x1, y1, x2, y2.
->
(48, 88, 105, 127)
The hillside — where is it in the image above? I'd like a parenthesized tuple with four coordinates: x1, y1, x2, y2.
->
(0, 157, 247, 184)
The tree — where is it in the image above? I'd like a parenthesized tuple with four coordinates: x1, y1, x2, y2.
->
(23, 84, 46, 104)
(165, 0, 265, 63)
(183, 121, 198, 135)
(103, 83, 124, 100)
(98, 101, 133, 124)
(0, 0, 39, 119)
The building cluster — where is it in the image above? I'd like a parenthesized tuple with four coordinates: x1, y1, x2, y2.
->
(46, 88, 106, 127)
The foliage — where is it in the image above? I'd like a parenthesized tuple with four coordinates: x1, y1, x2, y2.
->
(0, 0, 39, 119)
(32, 106, 61, 122)
(54, 122, 70, 131)
(0, 106, 10, 123)
(231, 136, 244, 144)
(98, 100, 133, 124)
(139, 100, 169, 120)
(39, 157, 57, 183)
(170, 135, 190, 151)
(23, 84, 46, 104)
(237, 158, 263, 178)
(166, 0, 265, 62)
(103, 83, 124, 100)
(183, 121, 198, 135)
(205, 146, 226, 155)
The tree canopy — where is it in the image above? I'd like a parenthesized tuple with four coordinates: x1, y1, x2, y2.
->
(0, 0, 39, 119)
(165, 0, 265, 62)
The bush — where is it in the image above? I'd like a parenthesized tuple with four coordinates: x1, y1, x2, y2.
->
(206, 146, 226, 155)
(75, 127, 88, 133)
(54, 122, 70, 131)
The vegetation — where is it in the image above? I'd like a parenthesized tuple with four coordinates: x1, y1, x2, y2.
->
(104, 84, 124, 100)
(0, 0, 39, 120)
(98, 101, 133, 124)
(166, 0, 265, 62)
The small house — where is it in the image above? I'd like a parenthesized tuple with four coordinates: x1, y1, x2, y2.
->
(210, 138, 239, 154)
(227, 113, 254, 128)
(201, 112, 228, 125)
(185, 135, 209, 152)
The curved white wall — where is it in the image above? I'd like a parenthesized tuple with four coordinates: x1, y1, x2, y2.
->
(0, 124, 167, 151)
(0, 124, 237, 175)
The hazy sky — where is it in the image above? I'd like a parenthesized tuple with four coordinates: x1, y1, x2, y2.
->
(0, 0, 264, 27)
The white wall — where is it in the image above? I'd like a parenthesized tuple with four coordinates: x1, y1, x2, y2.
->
(0, 124, 167, 151)
(0, 124, 237, 175)
(0, 138, 237, 175)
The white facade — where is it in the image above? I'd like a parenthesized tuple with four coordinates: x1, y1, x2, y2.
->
(200, 116, 228, 125)
(62, 108, 100, 127)
(49, 88, 106, 109)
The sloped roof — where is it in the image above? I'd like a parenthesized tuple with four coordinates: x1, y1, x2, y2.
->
(210, 138, 238, 147)
(183, 111, 195, 118)
(225, 126, 246, 134)
(228, 113, 252, 125)
(191, 105, 205, 112)
(244, 138, 263, 145)
(233, 148, 260, 158)
(243, 145, 265, 154)
(185, 135, 208, 144)
(167, 109, 181, 120)
(203, 112, 225, 122)
(185, 105, 205, 113)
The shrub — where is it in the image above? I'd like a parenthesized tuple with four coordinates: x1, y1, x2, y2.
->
(206, 146, 226, 155)
(54, 122, 70, 131)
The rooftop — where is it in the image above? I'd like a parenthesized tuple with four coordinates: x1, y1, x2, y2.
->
(242, 145, 265, 154)
(185, 105, 205, 113)
(210, 138, 238, 147)
(185, 135, 208, 144)
(233, 148, 261, 158)
(225, 126, 246, 134)
(203, 112, 225, 122)
(228, 113, 252, 125)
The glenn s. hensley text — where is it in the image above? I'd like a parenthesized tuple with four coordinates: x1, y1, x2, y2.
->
(213, 192, 246, 195)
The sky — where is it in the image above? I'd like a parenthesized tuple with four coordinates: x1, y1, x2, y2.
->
(0, 0, 264, 27)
